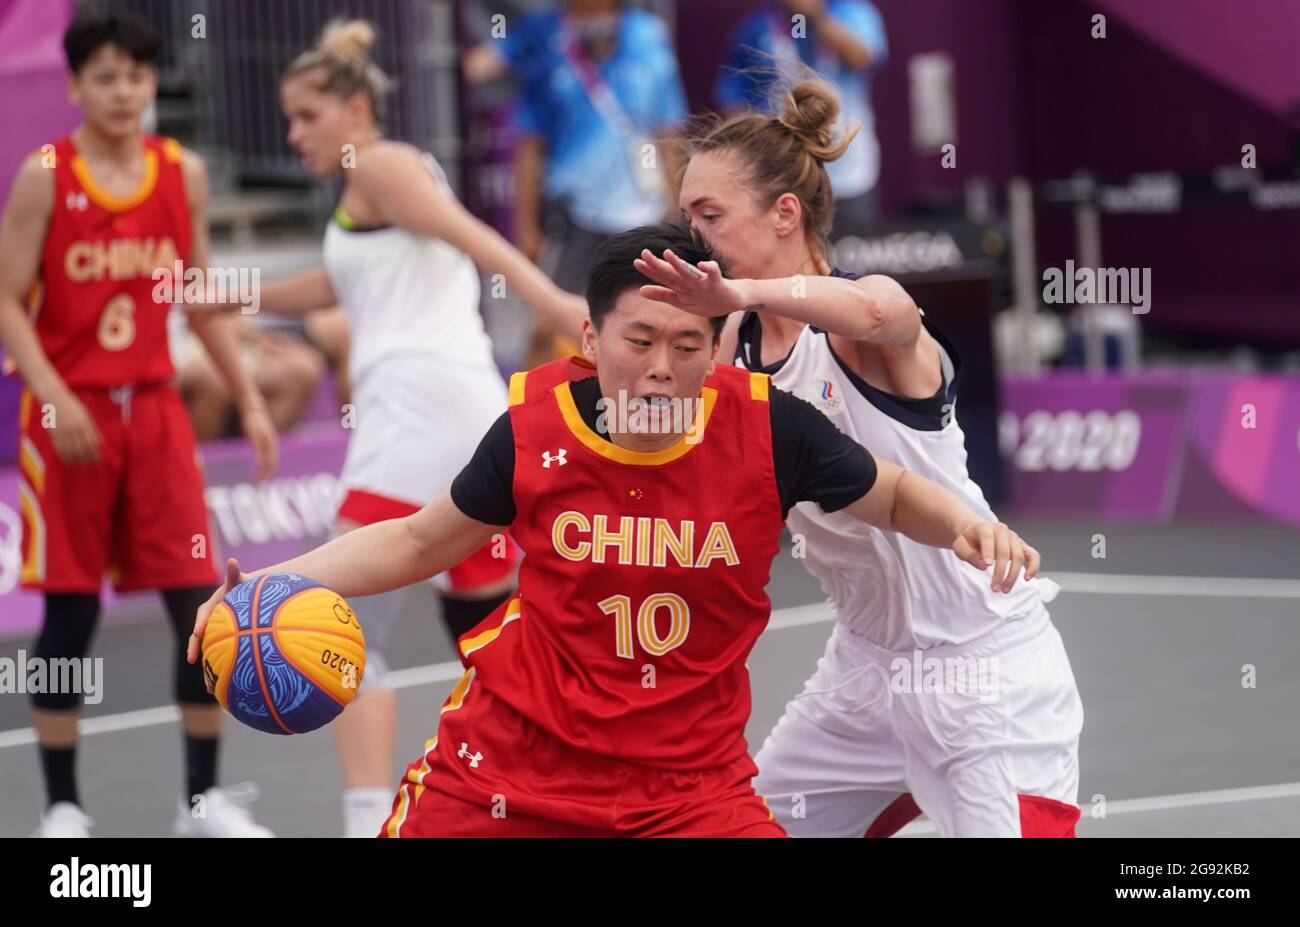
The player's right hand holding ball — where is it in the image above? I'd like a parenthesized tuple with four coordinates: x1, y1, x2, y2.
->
(187, 558, 249, 673)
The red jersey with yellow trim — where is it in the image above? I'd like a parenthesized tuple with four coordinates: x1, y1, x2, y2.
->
(459, 357, 787, 770)
(32, 134, 190, 388)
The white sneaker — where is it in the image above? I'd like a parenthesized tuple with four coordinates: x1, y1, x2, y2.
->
(173, 783, 275, 837)
(32, 802, 93, 837)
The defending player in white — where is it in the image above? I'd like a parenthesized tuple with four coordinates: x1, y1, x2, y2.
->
(638, 79, 1084, 837)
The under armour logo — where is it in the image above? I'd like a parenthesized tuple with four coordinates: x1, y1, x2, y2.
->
(65, 192, 88, 211)
(542, 449, 567, 468)
(457, 742, 483, 768)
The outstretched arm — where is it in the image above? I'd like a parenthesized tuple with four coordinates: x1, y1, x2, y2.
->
(356, 144, 587, 345)
(785, 0, 875, 70)
(843, 455, 1039, 594)
(776, 387, 1038, 595)
(636, 248, 921, 344)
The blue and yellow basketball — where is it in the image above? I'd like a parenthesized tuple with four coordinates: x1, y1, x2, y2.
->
(201, 572, 365, 734)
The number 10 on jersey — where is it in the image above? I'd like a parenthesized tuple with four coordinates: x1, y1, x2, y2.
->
(598, 593, 690, 659)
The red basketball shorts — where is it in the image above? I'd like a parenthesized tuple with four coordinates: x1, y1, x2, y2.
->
(380, 668, 786, 838)
(17, 382, 219, 593)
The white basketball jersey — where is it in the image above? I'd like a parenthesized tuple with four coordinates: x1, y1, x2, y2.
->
(736, 312, 1059, 650)
(323, 154, 495, 387)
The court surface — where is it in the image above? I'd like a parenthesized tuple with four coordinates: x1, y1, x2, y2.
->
(2, 518, 1297, 837)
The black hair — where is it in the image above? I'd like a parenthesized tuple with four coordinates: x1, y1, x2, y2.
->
(585, 223, 730, 340)
(63, 12, 162, 75)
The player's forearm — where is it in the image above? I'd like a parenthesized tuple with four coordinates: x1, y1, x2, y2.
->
(458, 218, 587, 344)
(514, 136, 544, 237)
(249, 519, 430, 599)
(185, 270, 334, 318)
(0, 299, 74, 405)
(738, 274, 918, 345)
(811, 11, 873, 69)
(250, 269, 337, 318)
(889, 469, 984, 549)
(251, 495, 499, 600)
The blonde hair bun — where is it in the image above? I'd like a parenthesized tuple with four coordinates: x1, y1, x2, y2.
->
(778, 80, 855, 165)
(319, 19, 376, 63)
(689, 77, 859, 245)
(284, 18, 391, 123)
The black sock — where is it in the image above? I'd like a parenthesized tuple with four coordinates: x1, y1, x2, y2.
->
(40, 745, 78, 808)
(438, 589, 513, 642)
(185, 734, 218, 800)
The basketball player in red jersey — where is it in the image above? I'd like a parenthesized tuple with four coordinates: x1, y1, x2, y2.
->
(190, 224, 1039, 837)
(0, 13, 278, 837)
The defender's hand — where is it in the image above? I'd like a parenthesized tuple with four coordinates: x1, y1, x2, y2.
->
(635, 248, 749, 317)
(952, 521, 1040, 594)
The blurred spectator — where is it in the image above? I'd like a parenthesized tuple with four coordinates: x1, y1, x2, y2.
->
(172, 309, 349, 439)
(715, 0, 887, 236)
(473, 0, 688, 362)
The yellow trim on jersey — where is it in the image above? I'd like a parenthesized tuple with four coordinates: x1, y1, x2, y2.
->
(71, 147, 159, 213)
(385, 733, 439, 839)
(162, 137, 183, 163)
(507, 371, 528, 407)
(553, 382, 717, 466)
(552, 336, 580, 358)
(443, 667, 476, 714)
(749, 371, 770, 402)
(18, 436, 45, 496)
(459, 596, 522, 658)
(18, 389, 33, 431)
(19, 480, 44, 584)
(386, 668, 477, 837)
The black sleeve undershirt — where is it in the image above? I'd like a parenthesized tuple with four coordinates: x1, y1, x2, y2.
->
(449, 376, 878, 526)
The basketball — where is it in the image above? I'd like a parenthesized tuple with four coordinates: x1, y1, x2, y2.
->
(201, 573, 366, 735)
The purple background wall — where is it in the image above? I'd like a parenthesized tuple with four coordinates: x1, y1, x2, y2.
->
(1022, 0, 1300, 345)
(1095, 0, 1300, 118)
(674, 0, 1300, 343)
(0, 0, 79, 206)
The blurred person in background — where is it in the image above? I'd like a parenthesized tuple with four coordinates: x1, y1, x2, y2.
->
(715, 0, 887, 236)
(0, 11, 277, 838)
(172, 309, 348, 439)
(478, 0, 689, 364)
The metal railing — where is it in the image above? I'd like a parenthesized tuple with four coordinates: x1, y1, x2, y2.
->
(1004, 161, 1300, 375)
(77, 0, 462, 197)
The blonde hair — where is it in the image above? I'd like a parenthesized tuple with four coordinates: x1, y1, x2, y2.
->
(690, 79, 858, 250)
(284, 19, 392, 123)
